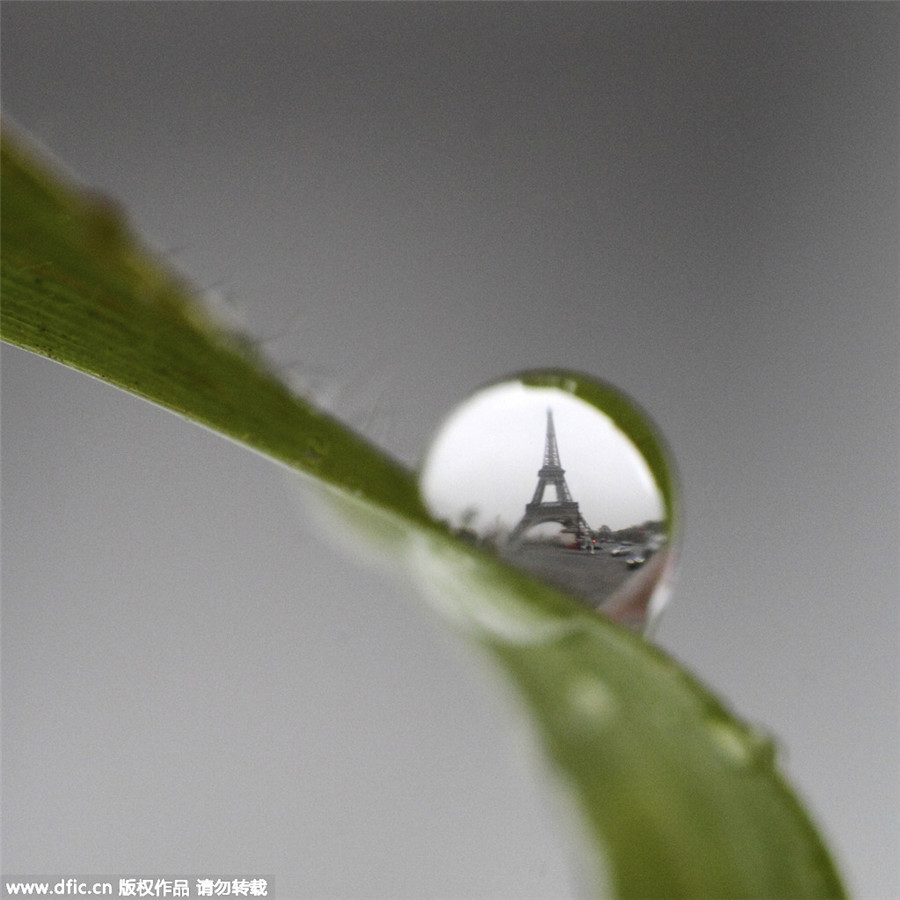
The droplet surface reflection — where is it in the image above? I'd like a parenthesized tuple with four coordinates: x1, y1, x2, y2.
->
(419, 373, 678, 633)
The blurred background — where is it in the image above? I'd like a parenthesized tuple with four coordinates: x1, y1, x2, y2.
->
(2, 4, 897, 897)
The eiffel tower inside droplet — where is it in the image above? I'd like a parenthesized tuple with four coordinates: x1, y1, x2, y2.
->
(509, 409, 593, 547)
(418, 373, 677, 631)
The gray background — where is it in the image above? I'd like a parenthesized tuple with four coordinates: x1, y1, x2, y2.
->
(2, 3, 897, 897)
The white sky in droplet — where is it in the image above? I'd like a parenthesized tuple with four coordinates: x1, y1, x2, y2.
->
(420, 381, 664, 533)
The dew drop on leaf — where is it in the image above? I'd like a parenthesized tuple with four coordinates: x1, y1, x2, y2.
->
(301, 435, 328, 468)
(419, 371, 679, 633)
(705, 718, 780, 771)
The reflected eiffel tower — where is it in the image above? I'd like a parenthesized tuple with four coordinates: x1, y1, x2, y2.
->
(509, 409, 592, 544)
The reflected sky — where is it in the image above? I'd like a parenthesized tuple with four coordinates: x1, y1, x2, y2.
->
(420, 381, 664, 532)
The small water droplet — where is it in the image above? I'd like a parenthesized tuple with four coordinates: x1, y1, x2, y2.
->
(567, 674, 619, 730)
(302, 435, 328, 467)
(706, 718, 779, 771)
(419, 371, 679, 633)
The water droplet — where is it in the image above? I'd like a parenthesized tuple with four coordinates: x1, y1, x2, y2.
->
(301, 435, 328, 468)
(419, 371, 679, 633)
(705, 718, 779, 771)
(567, 674, 620, 730)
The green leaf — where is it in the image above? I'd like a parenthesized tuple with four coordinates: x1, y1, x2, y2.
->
(1, 128, 846, 898)
(0, 132, 426, 523)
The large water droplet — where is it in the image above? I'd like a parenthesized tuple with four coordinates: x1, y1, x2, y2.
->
(419, 372, 679, 633)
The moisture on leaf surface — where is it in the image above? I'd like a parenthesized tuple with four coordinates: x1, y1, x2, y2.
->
(419, 371, 679, 634)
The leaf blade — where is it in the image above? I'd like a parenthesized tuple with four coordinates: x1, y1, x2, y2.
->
(1, 131, 427, 521)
